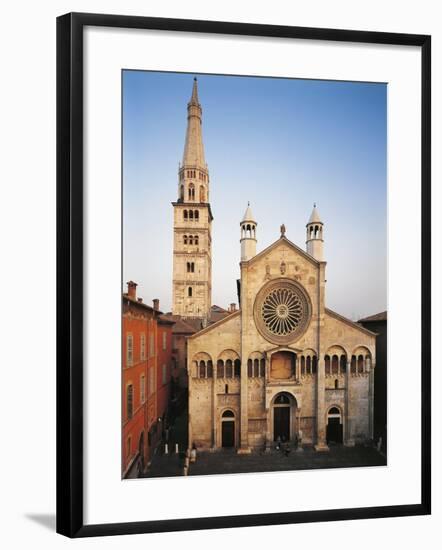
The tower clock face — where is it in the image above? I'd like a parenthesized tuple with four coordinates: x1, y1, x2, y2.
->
(253, 278, 311, 345)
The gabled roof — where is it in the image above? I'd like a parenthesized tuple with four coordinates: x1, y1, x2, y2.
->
(358, 311, 387, 323)
(325, 308, 378, 337)
(244, 235, 321, 268)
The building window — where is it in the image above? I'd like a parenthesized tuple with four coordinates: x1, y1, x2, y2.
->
(194, 210, 199, 220)
(140, 333, 146, 360)
(194, 235, 199, 245)
(149, 333, 155, 357)
(162, 364, 167, 385)
(184, 209, 188, 220)
(188, 287, 192, 297)
(149, 368, 155, 396)
(207, 360, 213, 378)
(234, 359, 241, 377)
(126, 334, 133, 366)
(187, 262, 195, 273)
(184, 235, 188, 245)
(140, 375, 145, 403)
(162, 331, 167, 351)
(127, 384, 133, 419)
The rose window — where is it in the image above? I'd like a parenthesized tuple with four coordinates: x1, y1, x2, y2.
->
(254, 279, 311, 344)
(262, 287, 303, 336)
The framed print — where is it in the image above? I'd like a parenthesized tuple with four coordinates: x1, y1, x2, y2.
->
(56, 12, 431, 537)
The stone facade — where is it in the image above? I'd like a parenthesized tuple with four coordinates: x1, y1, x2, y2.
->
(172, 80, 377, 453)
(188, 215, 377, 452)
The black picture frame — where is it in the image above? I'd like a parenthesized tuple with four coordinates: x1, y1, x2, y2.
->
(56, 12, 431, 538)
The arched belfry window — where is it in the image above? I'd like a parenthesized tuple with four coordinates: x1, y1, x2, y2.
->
(183, 235, 188, 245)
(189, 210, 194, 220)
(184, 210, 188, 220)
(188, 184, 195, 201)
(189, 235, 193, 245)
(194, 210, 199, 220)
(194, 235, 199, 245)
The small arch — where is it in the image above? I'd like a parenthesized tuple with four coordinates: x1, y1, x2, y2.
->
(222, 409, 234, 418)
(312, 355, 317, 374)
(207, 360, 213, 378)
(247, 358, 253, 377)
(234, 359, 241, 377)
(340, 355, 347, 373)
(188, 183, 195, 200)
(325, 355, 331, 375)
(199, 360, 206, 378)
(351, 355, 357, 373)
(260, 358, 265, 377)
(217, 359, 225, 378)
(225, 359, 233, 378)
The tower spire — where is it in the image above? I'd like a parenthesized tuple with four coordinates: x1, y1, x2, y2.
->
(182, 77, 206, 168)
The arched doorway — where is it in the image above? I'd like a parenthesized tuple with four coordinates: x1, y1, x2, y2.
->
(272, 392, 296, 442)
(326, 407, 343, 444)
(221, 410, 235, 448)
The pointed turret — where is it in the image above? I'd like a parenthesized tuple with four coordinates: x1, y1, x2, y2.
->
(306, 203, 324, 261)
(182, 77, 206, 169)
(240, 202, 257, 261)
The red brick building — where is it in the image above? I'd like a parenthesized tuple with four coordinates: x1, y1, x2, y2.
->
(122, 282, 175, 478)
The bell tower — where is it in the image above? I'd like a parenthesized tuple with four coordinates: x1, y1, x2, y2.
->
(240, 202, 257, 261)
(306, 203, 324, 261)
(172, 78, 213, 320)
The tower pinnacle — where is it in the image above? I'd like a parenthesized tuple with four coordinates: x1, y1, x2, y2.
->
(182, 77, 206, 168)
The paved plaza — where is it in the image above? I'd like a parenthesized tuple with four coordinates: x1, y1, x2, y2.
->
(142, 443, 386, 478)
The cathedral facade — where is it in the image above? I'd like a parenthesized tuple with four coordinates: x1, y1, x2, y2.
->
(174, 80, 377, 452)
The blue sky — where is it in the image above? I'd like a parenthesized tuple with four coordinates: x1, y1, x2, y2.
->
(123, 71, 387, 320)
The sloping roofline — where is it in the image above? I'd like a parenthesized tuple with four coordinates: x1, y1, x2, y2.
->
(243, 236, 321, 268)
(188, 309, 241, 339)
(325, 308, 378, 337)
